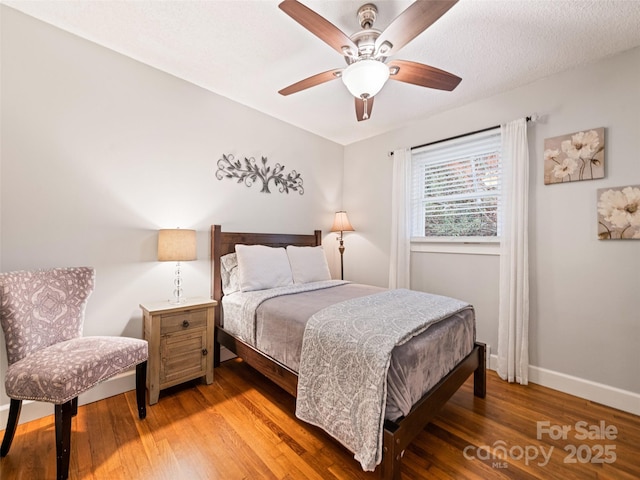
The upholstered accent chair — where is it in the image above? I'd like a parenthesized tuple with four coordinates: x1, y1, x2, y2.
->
(0, 267, 148, 480)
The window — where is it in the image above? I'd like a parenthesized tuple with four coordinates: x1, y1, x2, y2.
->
(411, 128, 502, 240)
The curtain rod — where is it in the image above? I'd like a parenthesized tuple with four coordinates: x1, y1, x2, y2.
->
(388, 115, 537, 157)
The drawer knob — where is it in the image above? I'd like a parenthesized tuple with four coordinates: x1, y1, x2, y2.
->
(182, 320, 190, 328)
(202, 349, 208, 356)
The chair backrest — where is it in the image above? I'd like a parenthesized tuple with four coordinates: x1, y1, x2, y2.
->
(0, 267, 95, 365)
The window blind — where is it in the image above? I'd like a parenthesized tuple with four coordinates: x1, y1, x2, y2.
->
(411, 128, 502, 238)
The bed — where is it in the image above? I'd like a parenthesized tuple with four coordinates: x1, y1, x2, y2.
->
(210, 225, 486, 480)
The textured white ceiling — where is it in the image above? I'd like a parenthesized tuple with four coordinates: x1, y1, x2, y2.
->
(5, 0, 640, 145)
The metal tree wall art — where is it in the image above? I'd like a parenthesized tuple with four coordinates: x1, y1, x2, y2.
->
(215, 154, 304, 195)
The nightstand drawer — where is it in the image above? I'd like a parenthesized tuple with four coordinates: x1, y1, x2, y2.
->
(160, 308, 207, 335)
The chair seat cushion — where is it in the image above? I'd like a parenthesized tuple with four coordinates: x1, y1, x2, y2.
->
(4, 336, 148, 404)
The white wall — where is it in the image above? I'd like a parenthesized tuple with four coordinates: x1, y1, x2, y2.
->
(0, 7, 344, 419)
(344, 47, 640, 411)
(1, 5, 639, 425)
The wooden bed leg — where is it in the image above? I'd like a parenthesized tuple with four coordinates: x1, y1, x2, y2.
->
(380, 429, 402, 480)
(474, 342, 487, 398)
(214, 336, 221, 368)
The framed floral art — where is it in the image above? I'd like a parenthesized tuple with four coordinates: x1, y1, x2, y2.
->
(543, 127, 605, 185)
(597, 185, 640, 240)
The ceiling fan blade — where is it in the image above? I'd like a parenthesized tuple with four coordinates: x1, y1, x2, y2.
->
(278, 68, 343, 96)
(388, 60, 461, 91)
(375, 0, 458, 57)
(279, 0, 358, 56)
(355, 96, 375, 122)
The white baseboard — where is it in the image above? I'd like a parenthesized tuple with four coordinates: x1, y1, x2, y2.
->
(220, 345, 236, 362)
(4, 352, 637, 429)
(488, 353, 640, 416)
(0, 370, 136, 427)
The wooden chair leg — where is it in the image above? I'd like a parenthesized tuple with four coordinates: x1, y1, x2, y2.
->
(55, 399, 74, 480)
(0, 399, 22, 457)
(71, 397, 78, 417)
(136, 361, 147, 419)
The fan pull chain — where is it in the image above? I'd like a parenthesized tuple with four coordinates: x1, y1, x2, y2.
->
(363, 96, 369, 120)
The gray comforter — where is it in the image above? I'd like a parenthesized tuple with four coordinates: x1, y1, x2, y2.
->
(294, 289, 472, 472)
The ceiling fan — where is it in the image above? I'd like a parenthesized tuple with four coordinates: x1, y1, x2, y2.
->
(277, 0, 462, 122)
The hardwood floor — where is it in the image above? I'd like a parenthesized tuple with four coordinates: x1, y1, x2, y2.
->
(1, 359, 639, 479)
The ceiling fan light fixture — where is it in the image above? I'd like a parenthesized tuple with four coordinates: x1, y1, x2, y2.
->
(341, 59, 389, 99)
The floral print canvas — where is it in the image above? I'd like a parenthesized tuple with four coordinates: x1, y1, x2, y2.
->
(544, 127, 604, 184)
(597, 185, 640, 240)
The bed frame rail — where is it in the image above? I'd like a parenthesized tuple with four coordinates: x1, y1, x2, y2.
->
(216, 326, 298, 396)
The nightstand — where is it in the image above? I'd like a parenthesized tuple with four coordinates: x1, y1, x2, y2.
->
(140, 297, 217, 405)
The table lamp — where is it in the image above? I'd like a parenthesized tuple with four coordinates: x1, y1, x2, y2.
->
(158, 228, 197, 304)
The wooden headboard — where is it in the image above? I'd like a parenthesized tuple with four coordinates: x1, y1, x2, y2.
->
(210, 225, 322, 328)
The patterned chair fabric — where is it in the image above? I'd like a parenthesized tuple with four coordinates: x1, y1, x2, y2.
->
(0, 267, 148, 403)
(1, 267, 94, 365)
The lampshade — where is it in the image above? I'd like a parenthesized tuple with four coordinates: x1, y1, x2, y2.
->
(341, 59, 390, 98)
(157, 229, 197, 262)
(330, 211, 355, 233)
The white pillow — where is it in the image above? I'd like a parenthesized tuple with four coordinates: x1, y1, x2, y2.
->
(235, 244, 293, 292)
(220, 253, 239, 295)
(286, 245, 332, 284)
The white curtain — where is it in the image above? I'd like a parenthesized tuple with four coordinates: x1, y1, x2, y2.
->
(497, 118, 530, 384)
(388, 148, 411, 289)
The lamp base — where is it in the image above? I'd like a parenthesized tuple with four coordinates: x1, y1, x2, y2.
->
(169, 262, 187, 304)
(338, 237, 345, 281)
